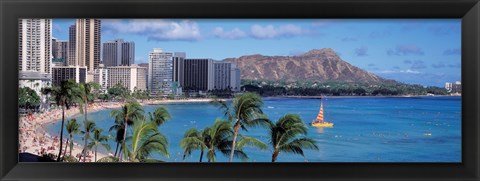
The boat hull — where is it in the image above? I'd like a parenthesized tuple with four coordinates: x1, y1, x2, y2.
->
(310, 122, 334, 128)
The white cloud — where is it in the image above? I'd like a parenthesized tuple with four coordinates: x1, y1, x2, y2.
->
(212, 27, 247, 39)
(102, 19, 201, 41)
(250, 24, 308, 39)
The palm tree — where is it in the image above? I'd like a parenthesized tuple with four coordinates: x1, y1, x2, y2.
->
(64, 119, 80, 157)
(79, 120, 96, 162)
(202, 119, 254, 162)
(148, 106, 171, 126)
(110, 101, 144, 160)
(180, 124, 267, 162)
(268, 114, 319, 162)
(180, 128, 206, 161)
(211, 92, 269, 162)
(78, 82, 95, 160)
(51, 80, 78, 161)
(109, 118, 125, 158)
(123, 118, 168, 162)
(88, 128, 111, 162)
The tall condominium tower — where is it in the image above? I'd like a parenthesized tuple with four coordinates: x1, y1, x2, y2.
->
(67, 25, 76, 66)
(148, 48, 173, 96)
(172, 52, 186, 88)
(213, 62, 232, 90)
(102, 39, 135, 67)
(18, 19, 53, 96)
(18, 19, 52, 74)
(183, 58, 214, 91)
(52, 39, 69, 66)
(75, 19, 101, 72)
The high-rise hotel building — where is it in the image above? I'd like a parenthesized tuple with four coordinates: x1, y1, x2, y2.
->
(148, 48, 174, 96)
(93, 64, 109, 93)
(68, 25, 76, 66)
(108, 64, 147, 93)
(18, 19, 53, 95)
(75, 19, 101, 73)
(52, 38, 69, 66)
(213, 62, 241, 91)
(183, 58, 215, 91)
(102, 39, 135, 67)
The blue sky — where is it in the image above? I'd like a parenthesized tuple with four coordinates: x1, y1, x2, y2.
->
(52, 19, 461, 87)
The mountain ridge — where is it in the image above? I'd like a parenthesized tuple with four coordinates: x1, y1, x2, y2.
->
(223, 48, 392, 84)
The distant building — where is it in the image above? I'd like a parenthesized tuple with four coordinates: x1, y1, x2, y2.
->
(183, 58, 214, 91)
(67, 25, 76, 66)
(230, 65, 241, 92)
(102, 39, 135, 67)
(172, 52, 186, 93)
(107, 64, 147, 93)
(453, 81, 462, 93)
(137, 63, 149, 89)
(445, 82, 453, 92)
(213, 62, 232, 90)
(148, 48, 173, 96)
(52, 39, 68, 66)
(93, 64, 109, 93)
(445, 81, 462, 93)
(75, 19, 101, 72)
(18, 19, 53, 95)
(52, 66, 87, 86)
(19, 71, 52, 96)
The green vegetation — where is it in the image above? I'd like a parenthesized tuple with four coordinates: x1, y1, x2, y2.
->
(241, 79, 449, 96)
(64, 119, 80, 157)
(19, 87, 41, 112)
(110, 101, 145, 161)
(268, 114, 318, 162)
(88, 128, 111, 162)
(51, 80, 78, 161)
(211, 92, 270, 162)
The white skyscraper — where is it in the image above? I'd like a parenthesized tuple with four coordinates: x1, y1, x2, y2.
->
(148, 48, 174, 96)
(18, 19, 53, 96)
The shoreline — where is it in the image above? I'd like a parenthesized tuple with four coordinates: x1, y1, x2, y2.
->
(19, 98, 224, 162)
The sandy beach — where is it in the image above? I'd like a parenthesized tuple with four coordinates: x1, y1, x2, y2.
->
(18, 98, 223, 162)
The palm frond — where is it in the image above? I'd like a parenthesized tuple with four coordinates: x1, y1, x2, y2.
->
(236, 136, 268, 150)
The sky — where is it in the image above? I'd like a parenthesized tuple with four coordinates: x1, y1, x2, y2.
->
(52, 19, 461, 87)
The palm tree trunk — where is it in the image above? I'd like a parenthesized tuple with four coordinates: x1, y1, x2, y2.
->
(272, 150, 279, 162)
(120, 117, 128, 161)
(69, 135, 74, 156)
(95, 145, 98, 162)
(82, 132, 88, 162)
(114, 142, 119, 157)
(229, 122, 240, 162)
(57, 106, 65, 162)
(82, 99, 88, 162)
(63, 138, 69, 158)
(199, 149, 204, 162)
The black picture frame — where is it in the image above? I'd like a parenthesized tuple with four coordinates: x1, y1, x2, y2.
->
(1, 0, 479, 180)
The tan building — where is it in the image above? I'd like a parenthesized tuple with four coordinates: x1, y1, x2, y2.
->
(107, 64, 147, 92)
(18, 19, 53, 97)
(75, 19, 101, 73)
(19, 19, 52, 75)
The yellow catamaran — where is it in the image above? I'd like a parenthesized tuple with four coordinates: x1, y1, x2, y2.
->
(310, 102, 334, 127)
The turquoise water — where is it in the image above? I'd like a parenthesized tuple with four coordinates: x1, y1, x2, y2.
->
(46, 96, 461, 162)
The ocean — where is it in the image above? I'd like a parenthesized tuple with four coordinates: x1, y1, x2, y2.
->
(46, 96, 461, 162)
